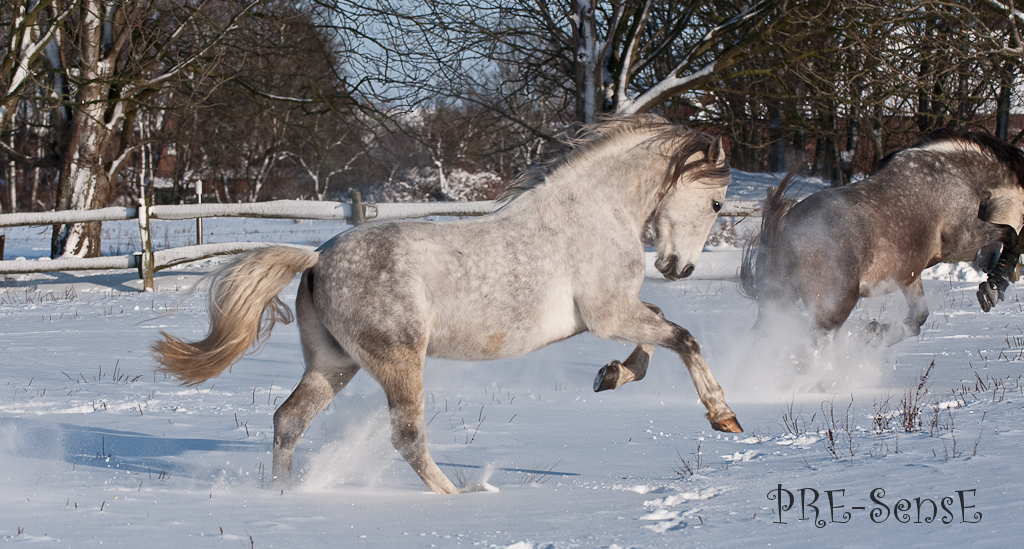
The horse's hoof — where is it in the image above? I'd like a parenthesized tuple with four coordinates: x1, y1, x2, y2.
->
(978, 276, 1009, 312)
(711, 416, 743, 433)
(978, 284, 999, 312)
(594, 361, 624, 392)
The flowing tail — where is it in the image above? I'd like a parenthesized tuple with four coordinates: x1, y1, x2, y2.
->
(739, 171, 800, 300)
(152, 246, 320, 385)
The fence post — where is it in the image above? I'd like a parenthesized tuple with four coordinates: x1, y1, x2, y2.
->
(196, 179, 203, 245)
(137, 195, 155, 291)
(351, 191, 366, 225)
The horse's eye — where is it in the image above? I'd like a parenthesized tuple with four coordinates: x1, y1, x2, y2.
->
(712, 200, 723, 213)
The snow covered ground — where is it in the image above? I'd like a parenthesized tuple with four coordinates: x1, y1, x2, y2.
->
(2, 171, 1021, 547)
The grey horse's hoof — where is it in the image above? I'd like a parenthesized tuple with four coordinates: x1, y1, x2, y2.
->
(978, 280, 1003, 312)
(594, 361, 624, 392)
(711, 416, 743, 433)
(864, 320, 887, 346)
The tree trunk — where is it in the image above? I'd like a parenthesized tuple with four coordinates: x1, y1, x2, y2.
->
(768, 103, 785, 172)
(572, 0, 602, 125)
(997, 71, 1012, 141)
(5, 132, 14, 213)
(51, 106, 115, 258)
(840, 107, 859, 186)
(50, 1, 120, 258)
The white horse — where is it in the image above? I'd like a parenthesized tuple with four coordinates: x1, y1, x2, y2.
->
(153, 114, 742, 495)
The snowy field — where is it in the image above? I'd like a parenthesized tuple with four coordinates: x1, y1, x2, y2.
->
(2, 171, 1022, 547)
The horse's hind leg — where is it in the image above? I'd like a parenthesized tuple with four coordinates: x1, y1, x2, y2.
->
(370, 352, 458, 494)
(273, 366, 357, 484)
(868, 278, 929, 346)
(353, 324, 458, 494)
(273, 272, 360, 485)
(807, 287, 859, 351)
(594, 303, 662, 392)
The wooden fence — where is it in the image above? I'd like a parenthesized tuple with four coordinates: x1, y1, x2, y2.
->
(0, 197, 762, 290)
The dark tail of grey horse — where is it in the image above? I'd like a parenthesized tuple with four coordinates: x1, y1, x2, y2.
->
(739, 172, 800, 300)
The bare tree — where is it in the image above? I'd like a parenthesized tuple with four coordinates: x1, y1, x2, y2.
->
(699, 0, 1024, 180)
(46, 0, 268, 257)
(314, 0, 786, 145)
(0, 0, 75, 137)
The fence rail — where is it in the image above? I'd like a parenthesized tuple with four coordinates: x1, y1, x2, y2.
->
(0, 197, 763, 289)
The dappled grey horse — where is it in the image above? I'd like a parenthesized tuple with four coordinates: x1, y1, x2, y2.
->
(740, 130, 1024, 350)
(152, 114, 742, 494)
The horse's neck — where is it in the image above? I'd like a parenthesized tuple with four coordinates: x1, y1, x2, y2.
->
(533, 158, 661, 227)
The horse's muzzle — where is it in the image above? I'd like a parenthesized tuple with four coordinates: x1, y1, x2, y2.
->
(655, 255, 694, 280)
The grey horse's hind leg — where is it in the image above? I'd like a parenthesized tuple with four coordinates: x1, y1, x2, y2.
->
(867, 278, 929, 346)
(273, 368, 356, 484)
(594, 303, 662, 392)
(807, 286, 860, 351)
(368, 348, 459, 494)
(273, 271, 361, 485)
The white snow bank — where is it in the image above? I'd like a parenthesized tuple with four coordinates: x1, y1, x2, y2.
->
(922, 261, 986, 282)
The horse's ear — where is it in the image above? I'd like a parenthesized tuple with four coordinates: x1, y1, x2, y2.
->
(708, 137, 727, 166)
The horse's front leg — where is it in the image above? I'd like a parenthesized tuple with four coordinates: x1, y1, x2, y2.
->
(590, 304, 741, 433)
(961, 220, 1021, 311)
(979, 228, 1021, 312)
(594, 303, 662, 392)
(594, 344, 655, 391)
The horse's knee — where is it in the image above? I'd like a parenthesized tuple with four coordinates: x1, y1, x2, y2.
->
(810, 295, 857, 343)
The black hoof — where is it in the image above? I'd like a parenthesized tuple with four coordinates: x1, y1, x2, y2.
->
(977, 279, 1005, 312)
(594, 361, 623, 392)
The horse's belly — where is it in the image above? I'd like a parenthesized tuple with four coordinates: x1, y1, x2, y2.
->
(858, 278, 902, 298)
(427, 292, 582, 361)
(857, 235, 938, 296)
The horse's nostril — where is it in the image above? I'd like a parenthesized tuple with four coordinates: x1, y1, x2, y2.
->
(657, 255, 677, 274)
(681, 264, 695, 278)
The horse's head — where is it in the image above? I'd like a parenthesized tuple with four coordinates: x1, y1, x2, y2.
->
(653, 137, 730, 280)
